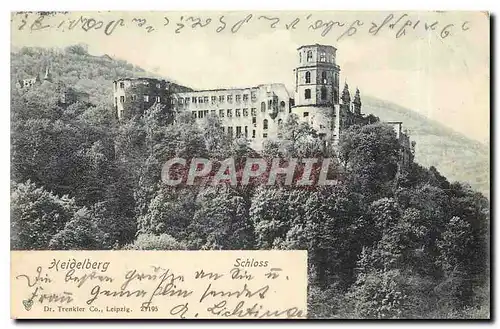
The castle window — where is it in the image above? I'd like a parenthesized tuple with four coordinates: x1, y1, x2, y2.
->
(192, 97, 197, 103)
(227, 109, 233, 117)
(251, 91, 257, 102)
(236, 109, 241, 117)
(322, 71, 327, 84)
(185, 97, 190, 104)
(252, 130, 256, 138)
(227, 95, 233, 103)
(304, 112, 309, 117)
(280, 101, 286, 112)
(244, 126, 248, 138)
(319, 52, 326, 62)
(306, 50, 313, 62)
(219, 95, 225, 103)
(219, 109, 225, 117)
(114, 81, 117, 91)
(334, 89, 339, 104)
(192, 111, 197, 118)
(305, 89, 311, 99)
(131, 95, 137, 101)
(198, 110, 204, 119)
(120, 82, 125, 89)
(156, 96, 161, 103)
(321, 87, 327, 100)
(120, 96, 125, 103)
(114, 97, 117, 106)
(263, 133, 268, 138)
(243, 94, 249, 102)
(210, 110, 216, 116)
(203, 96, 209, 103)
(211, 96, 217, 104)
(251, 108, 257, 116)
(299, 52, 302, 63)
(278, 119, 283, 127)
(236, 126, 242, 138)
(236, 95, 241, 103)
(263, 119, 268, 130)
(143, 95, 149, 102)
(228, 126, 233, 138)
(305, 71, 311, 84)
(261, 101, 266, 112)
(198, 97, 204, 103)
(243, 108, 248, 117)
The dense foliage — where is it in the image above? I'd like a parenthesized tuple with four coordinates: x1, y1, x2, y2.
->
(10, 46, 490, 319)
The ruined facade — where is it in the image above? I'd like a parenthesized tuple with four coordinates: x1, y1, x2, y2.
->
(112, 44, 412, 160)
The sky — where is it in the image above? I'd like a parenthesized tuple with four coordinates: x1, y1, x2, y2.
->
(11, 11, 490, 144)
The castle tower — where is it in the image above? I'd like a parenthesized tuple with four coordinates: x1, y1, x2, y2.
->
(352, 87, 362, 115)
(291, 44, 341, 141)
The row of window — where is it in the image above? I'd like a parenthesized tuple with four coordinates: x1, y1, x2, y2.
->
(192, 108, 258, 119)
(177, 92, 257, 105)
(299, 50, 335, 63)
(223, 126, 254, 139)
(304, 71, 339, 85)
(186, 99, 287, 112)
(114, 81, 164, 91)
(222, 126, 271, 139)
(303, 87, 328, 100)
(114, 95, 162, 105)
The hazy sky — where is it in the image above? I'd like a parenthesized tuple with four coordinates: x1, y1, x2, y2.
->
(11, 11, 489, 143)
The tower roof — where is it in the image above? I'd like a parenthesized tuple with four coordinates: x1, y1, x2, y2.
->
(297, 44, 337, 51)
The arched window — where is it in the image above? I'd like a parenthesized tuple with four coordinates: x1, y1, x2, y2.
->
(278, 119, 283, 127)
(305, 71, 311, 84)
(263, 119, 268, 130)
(322, 71, 327, 84)
(306, 50, 313, 61)
(321, 87, 327, 100)
(261, 101, 266, 112)
(280, 101, 286, 112)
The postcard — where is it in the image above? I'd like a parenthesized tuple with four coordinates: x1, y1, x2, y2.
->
(10, 11, 490, 319)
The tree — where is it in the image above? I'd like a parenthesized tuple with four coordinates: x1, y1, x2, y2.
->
(188, 187, 254, 250)
(11, 181, 77, 250)
(48, 207, 111, 250)
(339, 123, 400, 199)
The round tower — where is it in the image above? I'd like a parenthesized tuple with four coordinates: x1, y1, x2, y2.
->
(292, 44, 341, 139)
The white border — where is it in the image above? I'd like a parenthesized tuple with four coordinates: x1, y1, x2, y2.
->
(2, 1, 497, 328)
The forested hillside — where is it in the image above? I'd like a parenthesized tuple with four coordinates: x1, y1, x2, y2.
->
(11, 44, 158, 106)
(363, 96, 490, 198)
(10, 45, 490, 319)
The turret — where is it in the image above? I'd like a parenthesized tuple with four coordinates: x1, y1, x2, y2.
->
(341, 82, 351, 108)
